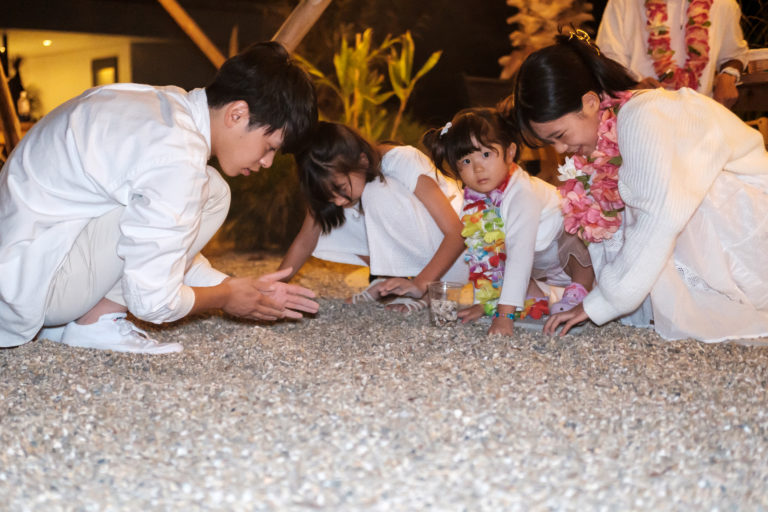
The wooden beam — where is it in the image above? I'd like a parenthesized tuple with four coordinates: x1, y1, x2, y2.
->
(272, 0, 332, 53)
(156, 0, 226, 68)
(0, 62, 22, 157)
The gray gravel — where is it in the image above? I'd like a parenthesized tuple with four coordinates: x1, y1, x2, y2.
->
(2, 252, 767, 511)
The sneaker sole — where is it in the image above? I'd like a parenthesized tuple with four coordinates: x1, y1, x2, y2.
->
(62, 340, 183, 354)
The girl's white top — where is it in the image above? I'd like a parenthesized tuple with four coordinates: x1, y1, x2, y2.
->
(583, 87, 768, 342)
(0, 85, 228, 346)
(313, 145, 467, 282)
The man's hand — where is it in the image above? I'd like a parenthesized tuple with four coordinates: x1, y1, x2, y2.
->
(223, 267, 318, 321)
(714, 72, 739, 108)
(635, 76, 662, 90)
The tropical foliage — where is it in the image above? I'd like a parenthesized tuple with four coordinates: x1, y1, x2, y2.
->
(296, 29, 440, 141)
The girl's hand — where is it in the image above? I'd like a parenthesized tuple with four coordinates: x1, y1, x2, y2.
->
(543, 303, 589, 336)
(488, 315, 515, 336)
(378, 277, 424, 299)
(458, 304, 484, 323)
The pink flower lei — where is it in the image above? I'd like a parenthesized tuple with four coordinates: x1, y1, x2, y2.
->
(557, 91, 633, 244)
(645, 0, 713, 90)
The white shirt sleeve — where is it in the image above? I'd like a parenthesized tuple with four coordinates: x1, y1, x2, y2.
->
(713, 0, 749, 71)
(596, 0, 642, 79)
(185, 253, 229, 287)
(497, 173, 544, 309)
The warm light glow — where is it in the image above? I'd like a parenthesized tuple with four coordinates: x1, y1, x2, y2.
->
(42, 39, 52, 47)
(0, 47, 5, 53)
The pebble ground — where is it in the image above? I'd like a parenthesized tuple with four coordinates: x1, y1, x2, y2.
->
(2, 252, 767, 511)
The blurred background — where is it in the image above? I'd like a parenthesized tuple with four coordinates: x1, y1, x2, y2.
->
(2, 0, 766, 250)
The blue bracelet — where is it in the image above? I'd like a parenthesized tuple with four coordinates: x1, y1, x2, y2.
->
(493, 312, 519, 320)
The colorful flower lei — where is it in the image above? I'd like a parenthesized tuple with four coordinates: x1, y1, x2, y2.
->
(461, 171, 513, 316)
(645, 0, 713, 90)
(557, 91, 633, 244)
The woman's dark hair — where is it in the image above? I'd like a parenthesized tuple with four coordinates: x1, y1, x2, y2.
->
(421, 107, 520, 182)
(206, 41, 318, 154)
(512, 33, 637, 146)
(295, 122, 382, 233)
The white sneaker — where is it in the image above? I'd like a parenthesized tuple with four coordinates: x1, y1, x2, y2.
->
(37, 325, 67, 342)
(60, 313, 183, 354)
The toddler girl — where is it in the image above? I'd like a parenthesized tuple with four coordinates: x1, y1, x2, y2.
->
(279, 121, 467, 312)
(422, 108, 594, 335)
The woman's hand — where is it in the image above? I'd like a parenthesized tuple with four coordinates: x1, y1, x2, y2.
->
(543, 303, 589, 336)
(488, 315, 515, 336)
(378, 277, 424, 299)
(458, 304, 484, 323)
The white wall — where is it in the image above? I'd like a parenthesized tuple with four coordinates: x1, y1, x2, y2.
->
(10, 36, 133, 117)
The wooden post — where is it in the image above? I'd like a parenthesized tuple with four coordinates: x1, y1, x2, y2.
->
(156, 0, 226, 68)
(0, 62, 22, 157)
(272, 0, 332, 53)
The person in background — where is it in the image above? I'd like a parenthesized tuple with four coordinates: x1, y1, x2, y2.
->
(596, 0, 748, 108)
(0, 42, 319, 353)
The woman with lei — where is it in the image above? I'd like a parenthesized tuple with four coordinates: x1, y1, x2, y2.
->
(422, 108, 594, 336)
(512, 33, 768, 342)
(596, 0, 748, 108)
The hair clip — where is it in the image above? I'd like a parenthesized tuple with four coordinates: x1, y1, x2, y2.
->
(440, 122, 452, 137)
(569, 28, 600, 55)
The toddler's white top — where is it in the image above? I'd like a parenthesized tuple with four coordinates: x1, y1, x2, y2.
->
(496, 170, 564, 308)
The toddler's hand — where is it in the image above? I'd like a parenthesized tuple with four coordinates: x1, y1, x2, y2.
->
(488, 315, 515, 336)
(458, 304, 484, 324)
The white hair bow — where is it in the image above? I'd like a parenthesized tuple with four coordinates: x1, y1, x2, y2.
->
(440, 122, 452, 137)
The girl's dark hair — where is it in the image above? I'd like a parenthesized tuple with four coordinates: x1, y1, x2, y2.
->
(512, 33, 638, 146)
(206, 41, 318, 154)
(421, 107, 520, 182)
(295, 121, 382, 233)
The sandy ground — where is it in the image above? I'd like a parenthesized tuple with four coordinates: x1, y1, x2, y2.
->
(1, 252, 767, 511)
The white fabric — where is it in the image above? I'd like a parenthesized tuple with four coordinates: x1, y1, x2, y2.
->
(583, 88, 768, 342)
(496, 170, 566, 308)
(596, 0, 749, 96)
(312, 206, 369, 267)
(0, 84, 229, 346)
(313, 145, 467, 282)
(44, 167, 230, 326)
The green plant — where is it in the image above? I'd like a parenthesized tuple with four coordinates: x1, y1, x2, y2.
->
(387, 31, 441, 139)
(296, 29, 440, 141)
